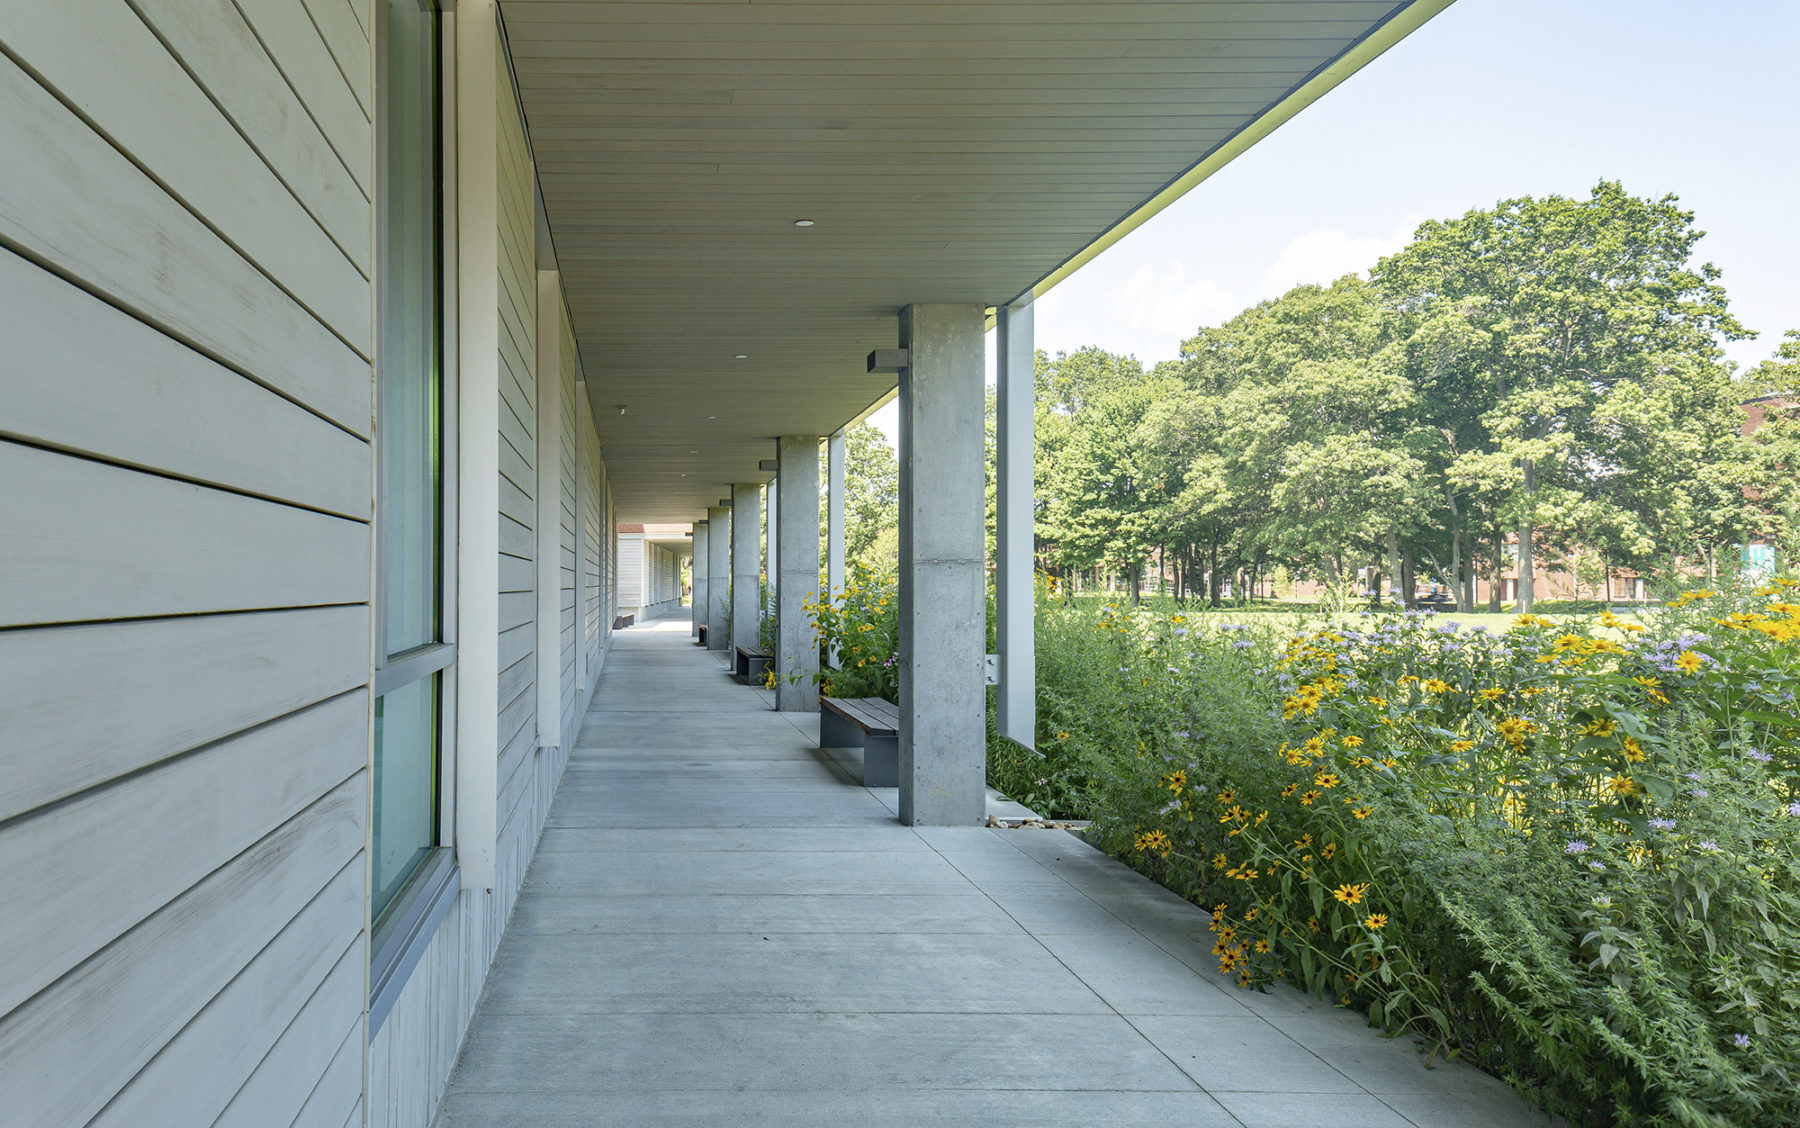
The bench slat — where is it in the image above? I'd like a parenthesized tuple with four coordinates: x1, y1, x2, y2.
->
(822, 696, 897, 736)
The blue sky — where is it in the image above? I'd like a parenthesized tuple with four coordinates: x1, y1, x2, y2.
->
(868, 0, 1797, 441)
(1034, 0, 1798, 374)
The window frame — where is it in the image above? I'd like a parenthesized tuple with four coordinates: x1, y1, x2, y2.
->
(369, 0, 459, 1036)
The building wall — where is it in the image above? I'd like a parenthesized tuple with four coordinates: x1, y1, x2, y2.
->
(0, 1, 374, 1124)
(619, 533, 647, 611)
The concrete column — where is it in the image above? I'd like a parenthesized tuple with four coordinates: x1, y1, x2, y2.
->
(827, 428, 846, 668)
(731, 482, 760, 652)
(706, 505, 731, 650)
(995, 300, 1036, 749)
(691, 523, 708, 638)
(776, 437, 821, 711)
(765, 479, 778, 623)
(896, 303, 987, 826)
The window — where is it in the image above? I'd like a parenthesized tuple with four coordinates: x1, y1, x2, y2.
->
(373, 0, 449, 929)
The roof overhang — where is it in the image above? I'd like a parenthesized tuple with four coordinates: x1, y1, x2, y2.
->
(500, 0, 1454, 522)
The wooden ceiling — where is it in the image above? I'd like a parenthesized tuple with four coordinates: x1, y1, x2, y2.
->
(499, 0, 1448, 522)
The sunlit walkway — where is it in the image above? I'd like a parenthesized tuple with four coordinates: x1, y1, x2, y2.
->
(434, 616, 1551, 1127)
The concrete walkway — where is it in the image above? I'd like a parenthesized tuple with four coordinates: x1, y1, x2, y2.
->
(435, 617, 1552, 1127)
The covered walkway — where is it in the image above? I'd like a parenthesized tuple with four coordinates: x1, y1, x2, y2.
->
(435, 618, 1546, 1128)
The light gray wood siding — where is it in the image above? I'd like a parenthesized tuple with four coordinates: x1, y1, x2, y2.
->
(618, 533, 647, 610)
(0, 4, 373, 1127)
(560, 302, 580, 749)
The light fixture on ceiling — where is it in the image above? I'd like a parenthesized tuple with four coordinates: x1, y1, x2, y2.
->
(734, 353, 748, 360)
(614, 404, 627, 416)
(793, 219, 814, 227)
(706, 415, 716, 420)
(688, 449, 698, 454)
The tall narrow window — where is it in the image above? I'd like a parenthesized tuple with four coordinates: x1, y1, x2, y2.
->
(373, 0, 447, 927)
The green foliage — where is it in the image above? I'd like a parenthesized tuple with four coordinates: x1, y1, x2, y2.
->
(804, 564, 898, 702)
(1021, 579, 1800, 1127)
(1033, 182, 1788, 611)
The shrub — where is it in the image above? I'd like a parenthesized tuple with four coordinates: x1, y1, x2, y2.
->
(1049, 580, 1800, 1127)
(804, 563, 899, 702)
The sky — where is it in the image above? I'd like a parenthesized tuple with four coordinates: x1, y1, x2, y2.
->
(872, 0, 1798, 440)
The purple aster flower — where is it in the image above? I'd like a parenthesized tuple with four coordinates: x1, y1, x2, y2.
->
(1231, 640, 1253, 651)
(1733, 1033, 1752, 1049)
(1649, 818, 1677, 831)
(1786, 802, 1800, 817)
(1565, 840, 1590, 855)
(1685, 772, 1704, 782)
(1749, 750, 1773, 764)
(1688, 789, 1709, 799)
(1698, 840, 1721, 852)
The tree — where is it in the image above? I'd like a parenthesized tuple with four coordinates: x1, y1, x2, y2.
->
(1376, 182, 1748, 610)
(838, 421, 898, 570)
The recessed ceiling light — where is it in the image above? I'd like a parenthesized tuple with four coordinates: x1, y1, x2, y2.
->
(793, 219, 814, 227)
(734, 353, 748, 360)
(706, 415, 716, 420)
(688, 449, 698, 454)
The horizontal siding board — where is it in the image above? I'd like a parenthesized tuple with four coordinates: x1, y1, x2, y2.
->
(89, 860, 364, 1128)
(497, 624, 535, 688)
(131, 0, 371, 272)
(499, 551, 535, 593)
(0, 55, 370, 435)
(0, 691, 367, 1018)
(0, 443, 369, 626)
(0, 779, 365, 1128)
(214, 942, 364, 1128)
(0, 604, 368, 823)
(498, 651, 534, 715)
(499, 470, 535, 528)
(499, 511, 533, 558)
(0, 249, 370, 519)
(232, 0, 372, 190)
(292, 1019, 365, 1128)
(498, 590, 535, 635)
(300, 0, 373, 118)
(4, 0, 371, 348)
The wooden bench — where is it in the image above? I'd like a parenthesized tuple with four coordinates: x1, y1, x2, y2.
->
(734, 643, 773, 684)
(820, 696, 899, 787)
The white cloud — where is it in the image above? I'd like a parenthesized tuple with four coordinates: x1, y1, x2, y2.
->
(1120, 260, 1241, 345)
(1262, 219, 1420, 294)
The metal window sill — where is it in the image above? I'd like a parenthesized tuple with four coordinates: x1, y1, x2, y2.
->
(368, 847, 459, 1039)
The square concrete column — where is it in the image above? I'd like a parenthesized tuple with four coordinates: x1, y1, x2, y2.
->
(765, 479, 778, 622)
(995, 300, 1036, 749)
(706, 505, 731, 650)
(731, 482, 761, 652)
(896, 303, 987, 826)
(827, 428, 846, 668)
(776, 437, 821, 711)
(691, 522, 708, 638)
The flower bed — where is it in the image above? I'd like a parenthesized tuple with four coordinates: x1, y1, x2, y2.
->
(1017, 583, 1800, 1128)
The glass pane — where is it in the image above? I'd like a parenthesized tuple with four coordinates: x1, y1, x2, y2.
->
(379, 0, 442, 658)
(372, 675, 438, 920)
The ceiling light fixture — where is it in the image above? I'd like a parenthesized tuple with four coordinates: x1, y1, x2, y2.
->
(706, 415, 716, 420)
(793, 219, 814, 227)
(734, 353, 748, 360)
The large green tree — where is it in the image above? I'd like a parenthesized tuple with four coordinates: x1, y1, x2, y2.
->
(1375, 181, 1749, 610)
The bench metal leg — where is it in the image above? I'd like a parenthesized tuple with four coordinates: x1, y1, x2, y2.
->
(748, 656, 772, 685)
(861, 734, 899, 787)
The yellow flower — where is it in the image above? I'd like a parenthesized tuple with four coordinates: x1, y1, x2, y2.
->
(1253, 939, 1272, 953)
(1134, 829, 1172, 857)
(1299, 790, 1321, 806)
(1352, 806, 1374, 820)
(1321, 842, 1338, 860)
(1281, 783, 1299, 798)
(1479, 687, 1505, 702)
(1211, 853, 1228, 870)
(1056, 731, 1069, 740)
(1622, 737, 1646, 763)
(1673, 650, 1704, 675)
(1333, 882, 1371, 906)
(1450, 740, 1475, 753)
(1162, 769, 1186, 792)
(1423, 678, 1451, 694)
(1363, 913, 1388, 931)
(1341, 734, 1364, 748)
(1365, 695, 1387, 708)
(1314, 771, 1340, 790)
(1609, 775, 1639, 795)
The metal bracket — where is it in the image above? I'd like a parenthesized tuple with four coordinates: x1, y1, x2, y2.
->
(984, 653, 1000, 686)
(867, 348, 910, 373)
